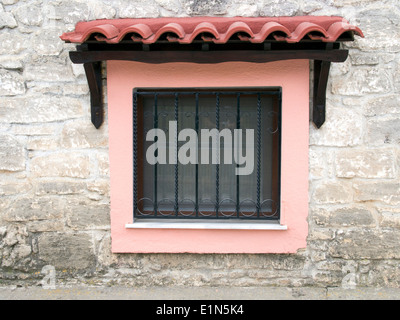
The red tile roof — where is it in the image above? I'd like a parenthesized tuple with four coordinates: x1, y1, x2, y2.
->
(60, 16, 363, 44)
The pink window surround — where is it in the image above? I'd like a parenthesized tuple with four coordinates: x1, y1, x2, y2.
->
(108, 60, 309, 253)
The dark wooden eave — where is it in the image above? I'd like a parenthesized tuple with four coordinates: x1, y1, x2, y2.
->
(69, 41, 346, 129)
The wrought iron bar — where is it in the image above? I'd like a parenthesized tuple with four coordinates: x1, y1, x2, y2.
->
(133, 92, 138, 219)
(132, 91, 280, 96)
(174, 93, 179, 216)
(153, 93, 158, 216)
(256, 93, 261, 218)
(195, 93, 199, 217)
(215, 93, 220, 218)
(236, 93, 241, 218)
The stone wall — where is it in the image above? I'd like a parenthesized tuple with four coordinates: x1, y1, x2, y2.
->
(0, 0, 399, 288)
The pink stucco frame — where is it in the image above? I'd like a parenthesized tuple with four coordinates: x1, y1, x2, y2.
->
(107, 60, 309, 253)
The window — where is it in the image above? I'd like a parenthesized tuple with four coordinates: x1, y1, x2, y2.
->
(107, 60, 309, 253)
(133, 89, 281, 221)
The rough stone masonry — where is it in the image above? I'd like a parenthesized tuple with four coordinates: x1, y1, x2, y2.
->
(0, 0, 400, 288)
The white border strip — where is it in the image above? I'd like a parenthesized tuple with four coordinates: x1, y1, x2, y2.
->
(126, 219, 287, 230)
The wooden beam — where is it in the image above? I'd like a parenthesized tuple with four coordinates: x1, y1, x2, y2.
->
(71, 49, 348, 65)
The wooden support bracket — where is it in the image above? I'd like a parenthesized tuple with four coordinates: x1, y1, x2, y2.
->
(313, 60, 331, 128)
(84, 61, 103, 129)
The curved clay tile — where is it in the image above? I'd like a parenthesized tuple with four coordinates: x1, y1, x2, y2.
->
(77, 24, 120, 43)
(250, 22, 291, 43)
(113, 23, 154, 43)
(179, 22, 220, 44)
(60, 17, 363, 45)
(324, 21, 364, 42)
(213, 21, 254, 43)
(143, 22, 185, 44)
(287, 22, 329, 43)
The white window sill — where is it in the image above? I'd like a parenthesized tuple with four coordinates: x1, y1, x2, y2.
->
(125, 219, 287, 230)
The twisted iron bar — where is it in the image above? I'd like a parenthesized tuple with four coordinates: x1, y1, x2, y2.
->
(256, 93, 262, 217)
(133, 92, 138, 217)
(174, 93, 179, 216)
(215, 93, 220, 217)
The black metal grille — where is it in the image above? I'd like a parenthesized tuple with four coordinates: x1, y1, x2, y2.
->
(133, 89, 281, 220)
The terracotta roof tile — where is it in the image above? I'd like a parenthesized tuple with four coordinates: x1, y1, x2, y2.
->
(60, 16, 363, 44)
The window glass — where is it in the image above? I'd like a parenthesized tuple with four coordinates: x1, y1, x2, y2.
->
(136, 89, 281, 220)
